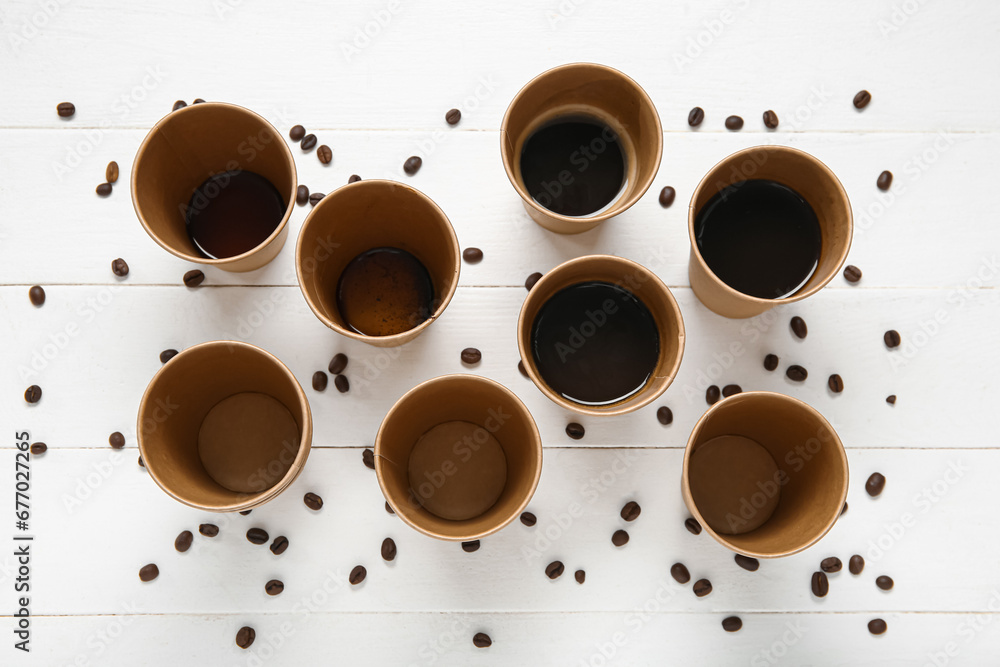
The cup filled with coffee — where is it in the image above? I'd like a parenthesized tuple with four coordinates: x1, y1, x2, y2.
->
(375, 374, 542, 541)
(688, 145, 853, 318)
(137, 341, 312, 513)
(131, 102, 297, 272)
(501, 63, 662, 234)
(517, 255, 685, 416)
(296, 179, 460, 347)
(682, 391, 848, 558)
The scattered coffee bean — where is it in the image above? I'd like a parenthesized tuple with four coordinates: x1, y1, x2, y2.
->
(362, 448, 375, 469)
(841, 502, 849, 515)
(461, 347, 482, 365)
(853, 90, 872, 109)
(348, 174, 362, 183)
(139, 564, 159, 582)
(656, 406, 673, 425)
(886, 394, 897, 405)
(472, 632, 492, 648)
(96, 183, 113, 197)
(828, 374, 844, 393)
(236, 626, 256, 649)
(183, 269, 205, 287)
(199, 524, 219, 537)
(24, 385, 42, 403)
(385, 502, 395, 515)
(30, 442, 47, 455)
(693, 579, 713, 597)
(734, 554, 759, 572)
(658, 186, 676, 208)
(159, 349, 178, 364)
(786, 365, 808, 382)
(763, 110, 779, 129)
(685, 518, 702, 535)
(706, 385, 721, 405)
(312, 371, 328, 392)
(56, 102, 76, 118)
(884, 330, 901, 348)
(843, 265, 863, 283)
(296, 184, 309, 205)
(877, 170, 893, 191)
(722, 384, 742, 398)
(764, 353, 779, 371)
(289, 125, 306, 141)
(866, 472, 886, 497)
(304, 492, 323, 511)
(876, 575, 894, 591)
(445, 108, 462, 125)
(868, 618, 887, 635)
(545, 561, 564, 579)
(28, 285, 45, 306)
(462, 540, 480, 553)
(463, 247, 484, 264)
(403, 156, 422, 175)
(300, 134, 317, 151)
(246, 528, 269, 545)
(172, 100, 187, 111)
(849, 555, 865, 575)
(670, 563, 691, 584)
(349, 565, 367, 585)
(688, 106, 705, 127)
(790, 316, 808, 339)
(725, 115, 744, 130)
(329, 353, 349, 375)
(566, 423, 585, 440)
(174, 530, 193, 552)
(811, 571, 829, 597)
(270, 536, 289, 555)
(309, 192, 325, 206)
(137, 456, 144, 467)
(517, 360, 528, 378)
(104, 161, 120, 184)
(111, 258, 129, 277)
(525, 272, 542, 290)
(621, 501, 641, 522)
(335, 374, 350, 393)
(520, 512, 536, 527)
(612, 529, 629, 547)
(240, 510, 252, 516)
(317, 145, 333, 164)
(109, 431, 125, 449)
(192, 98, 206, 104)
(381, 537, 397, 561)
(722, 616, 743, 632)
(821, 557, 843, 573)
(265, 579, 284, 595)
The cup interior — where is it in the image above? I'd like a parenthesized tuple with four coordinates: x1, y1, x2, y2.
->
(376, 375, 542, 541)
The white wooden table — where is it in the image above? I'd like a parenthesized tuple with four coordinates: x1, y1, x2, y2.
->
(2, 1, 999, 664)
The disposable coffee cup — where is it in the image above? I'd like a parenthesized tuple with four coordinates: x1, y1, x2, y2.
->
(375, 375, 542, 541)
(682, 391, 848, 558)
(501, 62, 662, 234)
(131, 102, 297, 272)
(687, 145, 853, 318)
(296, 179, 460, 347)
(137, 341, 312, 513)
(517, 254, 685, 416)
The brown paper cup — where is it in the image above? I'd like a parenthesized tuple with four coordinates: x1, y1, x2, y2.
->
(296, 179, 460, 347)
(375, 374, 542, 541)
(501, 62, 662, 234)
(682, 391, 848, 558)
(517, 255, 685, 416)
(687, 145, 852, 318)
(131, 102, 297, 272)
(137, 341, 312, 513)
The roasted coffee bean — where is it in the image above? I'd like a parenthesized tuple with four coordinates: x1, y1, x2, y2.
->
(236, 626, 256, 649)
(403, 156, 422, 175)
(734, 554, 759, 572)
(461, 347, 482, 365)
(300, 134, 317, 151)
(270, 536, 289, 555)
(545, 561, 564, 579)
(175, 530, 193, 552)
(725, 115, 744, 130)
(517, 360, 528, 378)
(566, 422, 585, 440)
(312, 371, 328, 391)
(844, 264, 863, 283)
(866, 472, 886, 497)
(877, 170, 893, 191)
(706, 385, 721, 405)
(385, 502, 395, 515)
(472, 632, 492, 648)
(265, 579, 284, 595)
(883, 330, 901, 348)
(670, 563, 691, 584)
(246, 528, 269, 545)
(620, 501, 641, 522)
(138, 456, 144, 467)
(525, 272, 543, 290)
(309, 191, 325, 206)
(240, 510, 252, 516)
(105, 161, 120, 184)
(109, 431, 125, 449)
(57, 102, 76, 118)
(868, 618, 887, 635)
(317, 145, 333, 164)
(762, 110, 779, 129)
(445, 108, 462, 125)
(722, 384, 742, 398)
(790, 316, 808, 339)
(24, 385, 42, 403)
(304, 492, 323, 511)
(658, 186, 676, 208)
(612, 529, 629, 547)
(574, 569, 586, 584)
(722, 616, 743, 632)
(685, 518, 702, 535)
(821, 557, 843, 573)
(849, 555, 865, 575)
(349, 565, 367, 585)
(842, 502, 849, 515)
(111, 258, 129, 277)
(693, 579, 713, 597)
(462, 540, 481, 553)
(96, 182, 113, 197)
(199, 524, 219, 537)
(28, 285, 45, 306)
(328, 353, 348, 375)
(289, 125, 306, 141)
(811, 571, 829, 597)
(886, 394, 897, 405)
(30, 442, 47, 455)
(876, 575, 894, 591)
(462, 247, 484, 263)
(656, 406, 673, 425)
(160, 349, 178, 364)
(139, 564, 159, 582)
(786, 365, 808, 382)
(381, 537, 397, 561)
(183, 269, 205, 287)
(362, 448, 375, 469)
(172, 100, 187, 111)
(348, 174, 362, 183)
(520, 512, 537, 527)
(335, 374, 350, 393)
(853, 90, 872, 109)
(826, 374, 845, 393)
(764, 353, 779, 371)
(687, 106, 705, 127)
(192, 98, 206, 104)
(296, 184, 309, 205)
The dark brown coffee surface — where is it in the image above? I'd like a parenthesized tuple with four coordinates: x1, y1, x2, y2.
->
(336, 247, 434, 336)
(185, 170, 285, 259)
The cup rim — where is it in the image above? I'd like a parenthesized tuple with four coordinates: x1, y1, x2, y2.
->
(294, 178, 461, 345)
(686, 145, 853, 307)
(500, 62, 663, 228)
(681, 390, 849, 558)
(130, 101, 298, 267)
(136, 340, 313, 513)
(374, 373, 543, 541)
(516, 254, 685, 416)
